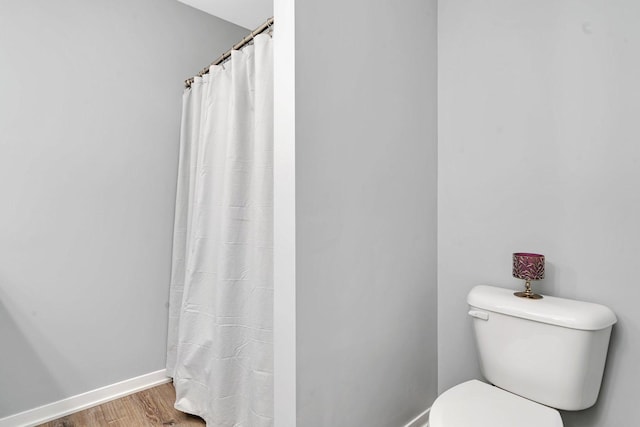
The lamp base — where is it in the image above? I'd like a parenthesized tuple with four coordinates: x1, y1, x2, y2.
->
(514, 280, 543, 300)
(514, 291, 543, 299)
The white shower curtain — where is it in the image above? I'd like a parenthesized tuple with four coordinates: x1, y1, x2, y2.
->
(167, 34, 273, 427)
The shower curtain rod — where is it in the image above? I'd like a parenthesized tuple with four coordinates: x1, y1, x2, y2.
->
(185, 16, 274, 89)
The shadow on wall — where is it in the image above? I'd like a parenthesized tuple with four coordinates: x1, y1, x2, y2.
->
(0, 284, 74, 417)
(533, 261, 581, 300)
(533, 261, 558, 296)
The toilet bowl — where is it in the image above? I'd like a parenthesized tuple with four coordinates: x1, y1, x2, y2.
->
(429, 380, 563, 427)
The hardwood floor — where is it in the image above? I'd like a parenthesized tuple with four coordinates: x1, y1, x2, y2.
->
(38, 382, 205, 427)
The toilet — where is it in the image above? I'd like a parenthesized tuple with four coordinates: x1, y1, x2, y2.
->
(429, 285, 617, 427)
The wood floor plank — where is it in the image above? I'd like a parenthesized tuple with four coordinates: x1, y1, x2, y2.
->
(132, 388, 163, 424)
(146, 384, 184, 425)
(38, 403, 107, 427)
(37, 383, 205, 427)
(101, 394, 154, 426)
(141, 385, 206, 426)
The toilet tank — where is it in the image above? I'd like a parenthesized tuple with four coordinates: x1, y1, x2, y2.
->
(467, 285, 617, 411)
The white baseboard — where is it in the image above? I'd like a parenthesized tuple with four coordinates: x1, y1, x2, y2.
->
(0, 369, 171, 427)
(403, 407, 430, 427)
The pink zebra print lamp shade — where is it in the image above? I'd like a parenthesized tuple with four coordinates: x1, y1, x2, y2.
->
(513, 252, 545, 299)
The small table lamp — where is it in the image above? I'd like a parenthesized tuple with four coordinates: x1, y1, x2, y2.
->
(513, 252, 545, 299)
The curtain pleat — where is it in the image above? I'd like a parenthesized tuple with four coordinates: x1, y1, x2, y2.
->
(167, 34, 273, 427)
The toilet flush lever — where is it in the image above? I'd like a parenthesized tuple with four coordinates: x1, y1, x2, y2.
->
(468, 310, 489, 321)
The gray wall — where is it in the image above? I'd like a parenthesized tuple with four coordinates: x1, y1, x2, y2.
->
(0, 0, 246, 417)
(294, 0, 438, 426)
(438, 0, 640, 425)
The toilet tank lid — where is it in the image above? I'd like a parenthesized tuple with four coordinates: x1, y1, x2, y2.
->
(467, 285, 617, 331)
